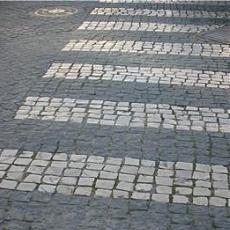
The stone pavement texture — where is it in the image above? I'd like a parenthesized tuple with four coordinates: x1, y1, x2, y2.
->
(0, 0, 230, 229)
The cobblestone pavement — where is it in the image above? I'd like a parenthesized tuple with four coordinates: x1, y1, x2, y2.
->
(0, 1, 230, 229)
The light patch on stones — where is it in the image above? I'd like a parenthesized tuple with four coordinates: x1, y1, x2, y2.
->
(42, 62, 230, 89)
(0, 148, 229, 207)
(34, 7, 78, 17)
(62, 40, 230, 58)
(99, 0, 228, 3)
(91, 8, 230, 19)
(78, 21, 220, 33)
(15, 96, 230, 133)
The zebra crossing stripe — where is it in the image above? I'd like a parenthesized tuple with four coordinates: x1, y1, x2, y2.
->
(62, 40, 230, 58)
(78, 21, 221, 33)
(91, 8, 230, 19)
(15, 96, 230, 133)
(42, 63, 230, 89)
(0, 148, 229, 206)
(98, 0, 228, 4)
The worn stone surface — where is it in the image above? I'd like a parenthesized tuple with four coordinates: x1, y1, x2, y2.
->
(0, 189, 229, 229)
(0, 0, 230, 229)
(201, 25, 230, 44)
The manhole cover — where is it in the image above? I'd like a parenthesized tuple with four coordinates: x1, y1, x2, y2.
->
(34, 7, 78, 17)
(200, 25, 230, 45)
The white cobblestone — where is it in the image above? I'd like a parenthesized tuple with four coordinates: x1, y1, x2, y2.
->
(17, 182, 37, 191)
(57, 185, 75, 195)
(173, 195, 189, 204)
(74, 186, 92, 196)
(152, 194, 169, 203)
(209, 197, 226, 206)
(42, 63, 230, 89)
(113, 189, 129, 198)
(91, 8, 230, 19)
(78, 21, 219, 33)
(132, 191, 150, 200)
(0, 148, 229, 206)
(62, 40, 230, 58)
(95, 189, 112, 197)
(193, 197, 208, 206)
(15, 97, 230, 133)
(0, 179, 18, 189)
(98, 0, 228, 5)
(38, 184, 56, 193)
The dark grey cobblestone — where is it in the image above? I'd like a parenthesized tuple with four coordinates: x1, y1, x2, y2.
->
(27, 79, 230, 108)
(0, 189, 229, 229)
(1, 121, 230, 164)
(1, 1, 230, 229)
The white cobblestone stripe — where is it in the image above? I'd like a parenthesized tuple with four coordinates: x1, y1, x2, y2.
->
(62, 40, 230, 58)
(78, 21, 220, 33)
(0, 148, 229, 206)
(98, 0, 226, 5)
(99, 0, 229, 3)
(91, 8, 230, 19)
(15, 96, 230, 133)
(42, 63, 230, 89)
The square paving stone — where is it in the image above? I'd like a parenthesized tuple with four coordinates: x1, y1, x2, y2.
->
(173, 195, 189, 204)
(74, 186, 92, 196)
(95, 179, 115, 189)
(104, 165, 120, 172)
(14, 158, 32, 165)
(1, 149, 18, 157)
(81, 169, 99, 178)
(152, 194, 169, 203)
(87, 156, 104, 163)
(17, 182, 37, 191)
(113, 189, 129, 199)
(56, 185, 75, 195)
(209, 197, 226, 206)
(131, 191, 150, 200)
(43, 175, 60, 185)
(137, 175, 153, 183)
(78, 177, 95, 186)
(106, 157, 122, 165)
(28, 166, 46, 174)
(6, 172, 24, 180)
(95, 189, 112, 197)
(45, 166, 64, 176)
(60, 177, 78, 186)
(120, 165, 138, 174)
(156, 186, 172, 194)
(193, 197, 208, 206)
(38, 184, 56, 193)
(135, 183, 152, 192)
(36, 152, 53, 160)
(0, 180, 18, 189)
(24, 174, 42, 183)
(64, 168, 81, 177)
(116, 181, 134, 191)
(100, 171, 118, 180)
(119, 173, 136, 182)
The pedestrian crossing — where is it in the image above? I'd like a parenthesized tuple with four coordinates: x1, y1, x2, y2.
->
(42, 63, 230, 89)
(9, 1, 230, 204)
(91, 8, 230, 19)
(62, 40, 230, 57)
(98, 0, 228, 3)
(0, 148, 229, 206)
(78, 21, 220, 33)
(15, 96, 230, 133)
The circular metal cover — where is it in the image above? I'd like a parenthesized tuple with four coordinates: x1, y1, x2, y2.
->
(34, 7, 78, 17)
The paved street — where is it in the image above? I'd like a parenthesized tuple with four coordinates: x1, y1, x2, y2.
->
(0, 0, 230, 229)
